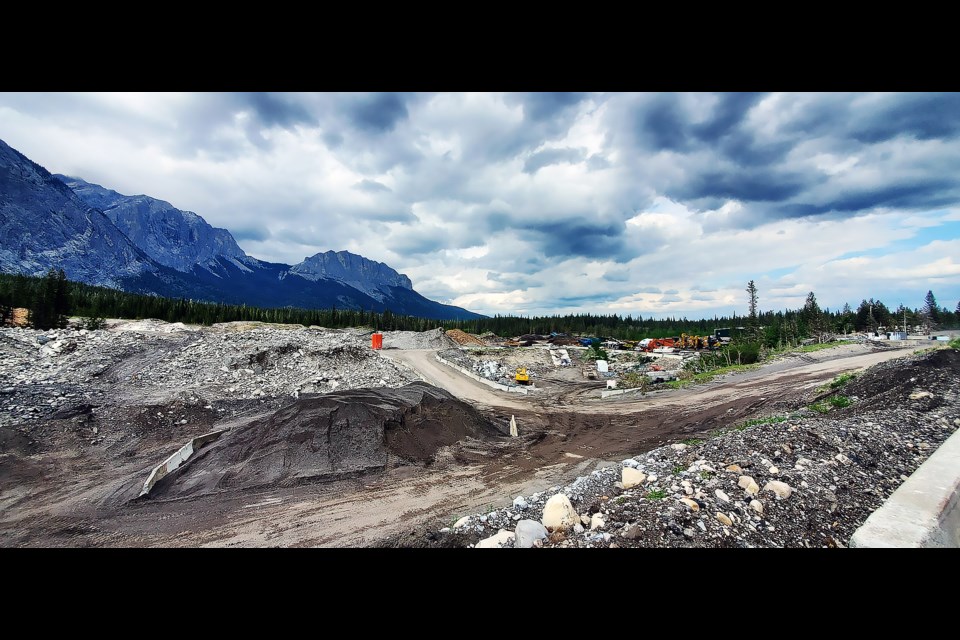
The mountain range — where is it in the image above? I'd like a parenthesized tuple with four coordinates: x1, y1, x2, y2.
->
(0, 138, 481, 320)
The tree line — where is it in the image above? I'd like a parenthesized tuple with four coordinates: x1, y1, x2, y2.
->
(1, 270, 957, 343)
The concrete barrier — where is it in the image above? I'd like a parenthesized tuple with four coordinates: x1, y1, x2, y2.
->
(434, 354, 530, 395)
(138, 427, 230, 498)
(849, 426, 960, 548)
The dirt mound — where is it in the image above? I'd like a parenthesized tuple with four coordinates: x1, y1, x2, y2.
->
(445, 329, 484, 346)
(381, 328, 456, 350)
(837, 347, 959, 412)
(146, 382, 505, 498)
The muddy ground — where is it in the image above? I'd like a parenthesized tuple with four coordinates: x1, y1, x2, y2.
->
(0, 321, 943, 547)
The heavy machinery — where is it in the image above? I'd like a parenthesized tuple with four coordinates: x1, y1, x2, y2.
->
(677, 333, 718, 350)
(637, 337, 676, 352)
(515, 366, 530, 385)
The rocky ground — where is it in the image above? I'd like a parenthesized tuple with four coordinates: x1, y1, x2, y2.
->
(2, 317, 956, 549)
(380, 347, 960, 548)
(0, 319, 420, 449)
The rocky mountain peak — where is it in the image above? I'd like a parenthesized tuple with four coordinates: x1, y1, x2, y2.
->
(289, 250, 414, 301)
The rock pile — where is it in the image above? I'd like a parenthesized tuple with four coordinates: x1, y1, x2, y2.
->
(0, 321, 421, 431)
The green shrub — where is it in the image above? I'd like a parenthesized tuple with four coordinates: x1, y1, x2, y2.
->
(829, 373, 856, 389)
(828, 395, 852, 408)
(646, 489, 667, 500)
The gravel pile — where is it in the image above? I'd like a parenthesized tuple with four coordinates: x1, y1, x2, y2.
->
(383, 347, 960, 548)
(381, 327, 456, 350)
(0, 321, 421, 432)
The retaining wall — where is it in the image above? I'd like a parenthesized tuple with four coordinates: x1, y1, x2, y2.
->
(849, 426, 960, 548)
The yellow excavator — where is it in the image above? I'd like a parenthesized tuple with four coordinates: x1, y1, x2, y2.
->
(515, 367, 530, 385)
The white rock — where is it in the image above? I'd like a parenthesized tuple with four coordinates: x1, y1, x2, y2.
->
(622, 458, 640, 468)
(725, 464, 742, 473)
(622, 467, 647, 489)
(716, 512, 733, 526)
(512, 496, 528, 511)
(750, 500, 763, 514)
(715, 489, 730, 503)
(453, 516, 471, 529)
(580, 514, 591, 526)
(647, 474, 658, 482)
(679, 497, 700, 511)
(835, 453, 851, 465)
(764, 480, 793, 499)
(475, 529, 515, 548)
(768, 466, 779, 474)
(542, 493, 579, 531)
(738, 475, 760, 495)
(514, 520, 548, 548)
(573, 523, 585, 534)
(590, 513, 606, 530)
(671, 443, 687, 451)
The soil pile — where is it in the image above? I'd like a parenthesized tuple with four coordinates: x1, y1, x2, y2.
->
(446, 329, 484, 346)
(147, 381, 505, 498)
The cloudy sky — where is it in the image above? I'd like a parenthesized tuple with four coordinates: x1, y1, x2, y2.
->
(1, 92, 958, 318)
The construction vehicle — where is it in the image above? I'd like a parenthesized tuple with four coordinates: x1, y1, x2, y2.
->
(638, 337, 676, 352)
(515, 366, 530, 385)
(677, 333, 717, 350)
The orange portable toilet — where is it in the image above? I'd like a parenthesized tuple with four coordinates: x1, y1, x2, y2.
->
(372, 332, 383, 350)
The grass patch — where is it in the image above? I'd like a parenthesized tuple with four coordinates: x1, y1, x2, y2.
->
(666, 363, 759, 388)
(681, 438, 703, 446)
(830, 372, 857, 389)
(699, 470, 714, 480)
(808, 401, 831, 414)
(949, 337, 960, 349)
(828, 395, 852, 409)
(672, 465, 684, 475)
(646, 489, 667, 500)
(739, 415, 788, 430)
(796, 342, 845, 353)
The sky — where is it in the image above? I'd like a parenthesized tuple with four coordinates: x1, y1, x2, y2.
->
(1, 91, 958, 319)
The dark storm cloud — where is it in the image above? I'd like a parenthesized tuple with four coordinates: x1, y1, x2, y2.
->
(850, 93, 960, 142)
(231, 225, 272, 242)
(716, 133, 795, 168)
(520, 219, 627, 260)
(523, 147, 586, 174)
(343, 93, 410, 132)
(691, 92, 766, 142)
(353, 179, 391, 193)
(515, 92, 588, 121)
(776, 180, 959, 217)
(637, 94, 690, 152)
(683, 169, 810, 202)
(240, 92, 314, 128)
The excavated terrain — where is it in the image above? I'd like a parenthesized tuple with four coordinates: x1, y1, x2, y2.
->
(0, 318, 954, 548)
